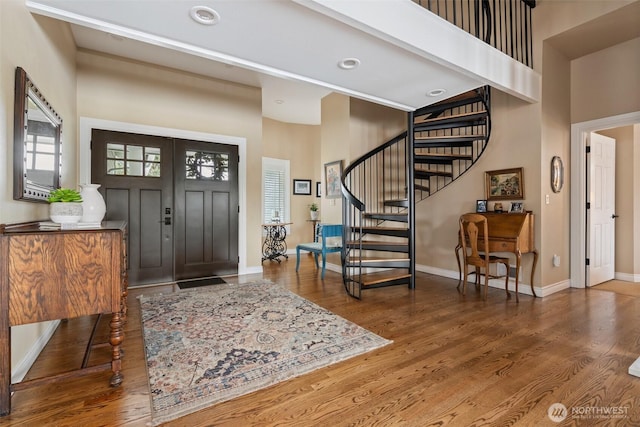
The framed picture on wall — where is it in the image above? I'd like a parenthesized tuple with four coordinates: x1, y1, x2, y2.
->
(485, 167, 524, 201)
(316, 181, 321, 198)
(293, 179, 312, 195)
(324, 160, 343, 199)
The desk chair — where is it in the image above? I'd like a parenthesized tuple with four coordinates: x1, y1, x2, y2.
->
(295, 224, 342, 279)
(458, 213, 513, 301)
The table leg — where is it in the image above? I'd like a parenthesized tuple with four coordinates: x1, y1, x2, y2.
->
(455, 244, 462, 286)
(530, 250, 538, 297)
(109, 311, 124, 387)
(515, 250, 522, 302)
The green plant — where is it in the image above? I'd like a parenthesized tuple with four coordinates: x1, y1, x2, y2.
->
(309, 203, 319, 212)
(48, 188, 82, 203)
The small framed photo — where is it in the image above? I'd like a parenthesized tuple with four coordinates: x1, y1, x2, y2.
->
(293, 179, 312, 195)
(510, 202, 524, 213)
(316, 181, 321, 198)
(476, 199, 487, 213)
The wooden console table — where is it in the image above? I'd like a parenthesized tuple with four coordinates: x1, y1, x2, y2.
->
(455, 212, 538, 297)
(0, 221, 128, 416)
(261, 222, 292, 262)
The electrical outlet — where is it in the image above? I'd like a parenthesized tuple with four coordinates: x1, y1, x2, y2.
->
(546, 194, 550, 204)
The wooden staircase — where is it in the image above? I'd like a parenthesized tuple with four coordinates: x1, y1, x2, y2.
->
(341, 87, 491, 298)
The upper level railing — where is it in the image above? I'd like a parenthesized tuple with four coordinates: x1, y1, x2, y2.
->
(414, 0, 535, 68)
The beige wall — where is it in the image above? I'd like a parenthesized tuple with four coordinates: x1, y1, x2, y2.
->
(1, 1, 77, 223)
(540, 42, 572, 286)
(1, 0, 77, 379)
(320, 93, 351, 224)
(76, 50, 264, 269)
(571, 38, 640, 123)
(262, 117, 321, 247)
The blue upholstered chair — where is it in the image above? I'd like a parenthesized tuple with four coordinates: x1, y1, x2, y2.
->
(295, 224, 342, 279)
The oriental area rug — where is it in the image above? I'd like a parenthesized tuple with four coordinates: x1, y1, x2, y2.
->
(139, 280, 391, 425)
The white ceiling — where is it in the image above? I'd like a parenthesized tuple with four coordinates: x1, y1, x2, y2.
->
(26, 0, 541, 125)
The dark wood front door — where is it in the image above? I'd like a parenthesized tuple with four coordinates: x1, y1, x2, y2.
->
(173, 139, 239, 280)
(91, 129, 239, 286)
(91, 130, 174, 286)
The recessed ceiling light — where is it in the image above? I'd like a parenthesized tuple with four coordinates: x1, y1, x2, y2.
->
(275, 99, 284, 104)
(338, 58, 361, 70)
(427, 89, 447, 97)
(189, 6, 220, 25)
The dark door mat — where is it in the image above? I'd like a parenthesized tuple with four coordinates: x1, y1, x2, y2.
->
(177, 277, 226, 289)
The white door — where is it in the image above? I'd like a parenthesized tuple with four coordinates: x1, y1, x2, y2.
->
(588, 132, 616, 286)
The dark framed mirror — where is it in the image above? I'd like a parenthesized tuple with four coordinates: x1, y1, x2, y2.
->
(13, 67, 62, 202)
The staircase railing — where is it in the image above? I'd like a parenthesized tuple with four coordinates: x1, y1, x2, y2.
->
(414, 0, 536, 68)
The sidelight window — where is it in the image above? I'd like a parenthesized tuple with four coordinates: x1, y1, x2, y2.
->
(262, 157, 290, 225)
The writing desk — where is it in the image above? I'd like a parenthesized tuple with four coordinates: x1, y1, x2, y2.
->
(455, 212, 538, 297)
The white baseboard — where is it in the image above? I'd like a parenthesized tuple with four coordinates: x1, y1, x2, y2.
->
(12, 320, 60, 384)
(416, 263, 571, 297)
(615, 272, 640, 283)
(240, 265, 264, 275)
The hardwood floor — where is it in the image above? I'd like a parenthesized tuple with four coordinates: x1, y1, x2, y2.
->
(4, 257, 640, 426)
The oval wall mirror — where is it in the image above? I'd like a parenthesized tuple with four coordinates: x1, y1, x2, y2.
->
(551, 156, 564, 193)
(13, 67, 62, 202)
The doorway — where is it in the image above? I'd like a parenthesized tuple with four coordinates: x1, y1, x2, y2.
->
(78, 117, 248, 286)
(587, 132, 616, 286)
(570, 111, 640, 288)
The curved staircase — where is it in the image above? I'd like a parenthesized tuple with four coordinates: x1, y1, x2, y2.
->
(341, 87, 491, 298)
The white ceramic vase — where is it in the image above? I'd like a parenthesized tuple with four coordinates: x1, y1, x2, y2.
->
(310, 210, 319, 220)
(49, 202, 83, 224)
(80, 183, 106, 223)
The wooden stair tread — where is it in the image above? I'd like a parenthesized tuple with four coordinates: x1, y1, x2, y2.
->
(363, 212, 408, 222)
(432, 89, 483, 105)
(360, 271, 412, 287)
(415, 168, 454, 176)
(346, 240, 408, 246)
(414, 110, 486, 125)
(414, 152, 473, 158)
(356, 226, 408, 232)
(359, 257, 410, 263)
(364, 212, 407, 217)
(346, 256, 410, 262)
(415, 134, 484, 141)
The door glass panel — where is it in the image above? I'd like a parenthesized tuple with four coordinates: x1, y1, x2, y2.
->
(107, 159, 125, 175)
(128, 160, 144, 176)
(106, 143, 161, 177)
(185, 150, 229, 181)
(144, 147, 161, 177)
(127, 145, 143, 161)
